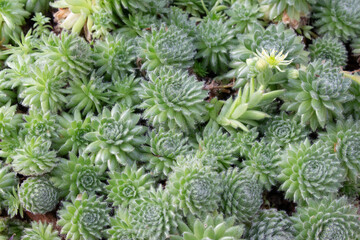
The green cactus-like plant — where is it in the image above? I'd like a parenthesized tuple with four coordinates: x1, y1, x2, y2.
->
(18, 177, 59, 214)
(167, 160, 222, 216)
(51, 154, 104, 200)
(138, 24, 196, 71)
(166, 7, 197, 37)
(12, 136, 59, 176)
(0, 0, 30, 44)
(345, 79, 360, 116)
(35, 31, 93, 78)
(139, 67, 208, 132)
(24, 0, 51, 13)
(309, 35, 348, 67)
(93, 33, 137, 79)
(21, 221, 60, 240)
(278, 139, 345, 204)
(319, 119, 360, 182)
(144, 127, 192, 177)
(0, 165, 18, 210)
(292, 196, 360, 240)
(21, 109, 59, 140)
(235, 127, 259, 157)
(171, 214, 245, 240)
(247, 208, 296, 240)
(220, 167, 263, 223)
(129, 186, 178, 240)
(106, 164, 154, 208)
(0, 102, 22, 138)
(84, 104, 147, 171)
(107, 209, 138, 240)
(313, 0, 360, 41)
(108, 74, 142, 108)
(116, 13, 160, 37)
(282, 60, 353, 131)
(352, 38, 360, 57)
(172, 0, 214, 16)
(260, 0, 314, 21)
(0, 133, 21, 164)
(91, 8, 115, 39)
(57, 192, 110, 240)
(241, 141, 281, 190)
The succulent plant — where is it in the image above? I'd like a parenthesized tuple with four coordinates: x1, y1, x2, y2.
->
(129, 186, 178, 240)
(247, 209, 296, 240)
(21, 221, 60, 240)
(167, 160, 221, 216)
(104, 0, 166, 17)
(91, 8, 115, 39)
(0, 31, 36, 62)
(351, 38, 360, 57)
(0, 102, 22, 138)
(35, 31, 93, 78)
(292, 196, 360, 240)
(235, 127, 259, 157)
(0, 218, 26, 240)
(144, 127, 192, 177)
(226, 0, 264, 34)
(21, 109, 59, 140)
(138, 24, 196, 71)
(0, 165, 18, 208)
(58, 192, 110, 240)
(171, 214, 245, 240)
(196, 126, 239, 170)
(195, 17, 236, 74)
(309, 35, 348, 67)
(220, 167, 263, 223)
(18, 177, 59, 214)
(282, 60, 353, 130)
(31, 13, 52, 38)
(106, 164, 154, 208)
(24, 0, 51, 13)
(313, 0, 360, 41)
(12, 136, 59, 176)
(93, 33, 137, 79)
(0, 0, 30, 44)
(319, 119, 360, 182)
(116, 13, 160, 37)
(65, 73, 110, 115)
(0, 55, 33, 89)
(260, 0, 313, 22)
(241, 141, 281, 190)
(278, 139, 345, 204)
(108, 209, 138, 240)
(84, 104, 147, 171)
(173, 0, 214, 16)
(345, 79, 360, 116)
(262, 113, 308, 148)
(19, 65, 68, 113)
(139, 67, 208, 132)
(166, 7, 197, 37)
(0, 133, 21, 164)
(51, 154, 104, 200)
(109, 74, 142, 108)
(228, 23, 308, 87)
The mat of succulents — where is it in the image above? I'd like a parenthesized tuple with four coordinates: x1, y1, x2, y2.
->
(0, 0, 360, 239)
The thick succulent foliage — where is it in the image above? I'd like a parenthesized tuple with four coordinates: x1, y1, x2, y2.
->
(173, 0, 215, 16)
(20, 65, 68, 113)
(56, 111, 93, 155)
(171, 214, 245, 240)
(196, 127, 239, 170)
(0, 102, 22, 138)
(0, 218, 26, 240)
(0, 133, 21, 163)
(21, 221, 60, 240)
(51, 154, 104, 200)
(282, 60, 353, 130)
(109, 74, 142, 108)
(138, 24, 196, 71)
(309, 36, 347, 67)
(91, 8, 115, 39)
(108, 209, 138, 240)
(167, 160, 222, 216)
(129, 187, 178, 240)
(21, 109, 59, 140)
(227, 0, 264, 34)
(352, 38, 360, 56)
(106, 164, 154, 208)
(0, 165, 18, 203)
(0, 55, 33, 89)
(319, 119, 360, 182)
(235, 127, 259, 157)
(263, 113, 308, 148)
(144, 128, 192, 176)
(229, 23, 308, 84)
(84, 104, 147, 170)
(220, 167, 263, 223)
(18, 177, 59, 214)
(65, 73, 110, 115)
(292, 197, 360, 240)
(345, 81, 360, 116)
(93, 33, 137, 79)
(117, 13, 160, 37)
(139, 68, 208, 132)
(167, 7, 197, 37)
(313, 0, 360, 41)
(12, 136, 59, 176)
(105, 0, 169, 17)
(35, 31, 93, 78)
(261, 0, 313, 21)
(242, 141, 281, 190)
(58, 193, 110, 240)
(278, 139, 345, 204)
(0, 0, 30, 44)
(195, 18, 236, 74)
(247, 209, 296, 240)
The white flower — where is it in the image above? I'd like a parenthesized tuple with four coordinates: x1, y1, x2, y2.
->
(255, 48, 293, 72)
